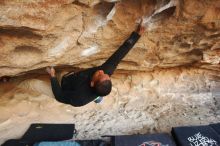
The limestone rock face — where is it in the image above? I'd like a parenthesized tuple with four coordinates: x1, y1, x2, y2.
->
(0, 0, 219, 76)
(0, 0, 220, 144)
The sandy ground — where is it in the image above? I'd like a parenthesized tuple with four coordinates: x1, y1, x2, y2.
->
(0, 67, 220, 144)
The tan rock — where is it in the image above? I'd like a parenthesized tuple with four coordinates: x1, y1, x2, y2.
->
(0, 0, 220, 144)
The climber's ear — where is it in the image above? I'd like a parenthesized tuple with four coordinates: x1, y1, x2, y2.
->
(91, 81, 94, 87)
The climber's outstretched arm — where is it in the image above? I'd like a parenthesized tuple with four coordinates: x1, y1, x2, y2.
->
(101, 19, 145, 75)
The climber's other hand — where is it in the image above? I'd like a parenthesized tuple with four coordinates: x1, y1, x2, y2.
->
(46, 67, 56, 77)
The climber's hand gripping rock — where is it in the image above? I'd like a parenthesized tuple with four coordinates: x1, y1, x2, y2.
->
(46, 67, 56, 77)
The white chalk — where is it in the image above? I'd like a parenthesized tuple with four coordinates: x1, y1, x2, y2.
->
(84, 4, 116, 36)
(154, 0, 176, 14)
(81, 45, 100, 57)
(48, 36, 71, 58)
(106, 4, 116, 21)
(142, 0, 177, 26)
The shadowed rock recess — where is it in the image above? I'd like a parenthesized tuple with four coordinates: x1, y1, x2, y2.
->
(0, 0, 220, 144)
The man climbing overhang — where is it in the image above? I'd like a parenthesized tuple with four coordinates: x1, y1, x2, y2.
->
(46, 19, 145, 107)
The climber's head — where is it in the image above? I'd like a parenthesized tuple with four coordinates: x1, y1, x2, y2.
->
(91, 70, 112, 96)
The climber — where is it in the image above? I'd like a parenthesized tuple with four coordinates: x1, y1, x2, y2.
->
(46, 19, 145, 107)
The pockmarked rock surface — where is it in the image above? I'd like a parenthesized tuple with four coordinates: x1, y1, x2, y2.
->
(0, 0, 220, 144)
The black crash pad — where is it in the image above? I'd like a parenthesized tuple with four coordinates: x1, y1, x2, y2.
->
(76, 140, 108, 146)
(210, 123, 220, 135)
(21, 123, 75, 143)
(111, 133, 176, 146)
(1, 139, 31, 146)
(172, 125, 220, 146)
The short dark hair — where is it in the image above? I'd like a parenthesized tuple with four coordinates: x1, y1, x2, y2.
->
(94, 80, 112, 96)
